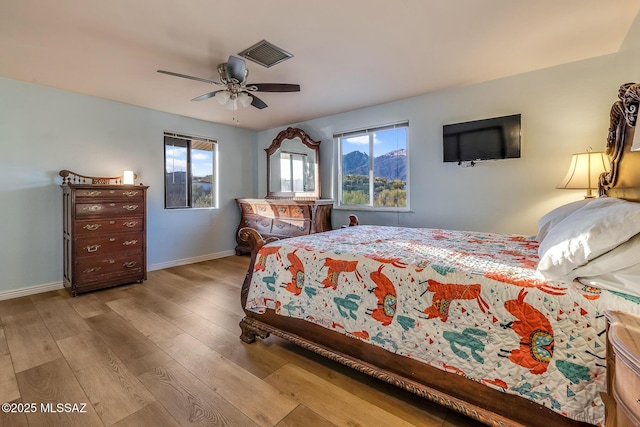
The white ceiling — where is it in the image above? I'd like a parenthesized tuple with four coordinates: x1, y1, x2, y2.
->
(1, 1, 638, 131)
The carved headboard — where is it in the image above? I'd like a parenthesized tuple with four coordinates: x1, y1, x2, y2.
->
(599, 82, 640, 201)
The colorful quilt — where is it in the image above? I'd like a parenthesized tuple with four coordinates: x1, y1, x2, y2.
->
(245, 226, 640, 425)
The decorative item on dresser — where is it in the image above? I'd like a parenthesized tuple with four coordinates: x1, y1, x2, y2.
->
(234, 198, 333, 255)
(603, 311, 640, 427)
(59, 170, 148, 296)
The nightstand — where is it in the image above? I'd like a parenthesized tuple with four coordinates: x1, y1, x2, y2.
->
(604, 311, 640, 426)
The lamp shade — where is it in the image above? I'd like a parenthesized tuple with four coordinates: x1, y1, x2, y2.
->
(556, 150, 609, 197)
(216, 90, 231, 105)
(123, 171, 135, 185)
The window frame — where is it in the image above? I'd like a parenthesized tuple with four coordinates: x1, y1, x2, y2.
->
(164, 131, 218, 210)
(335, 122, 410, 211)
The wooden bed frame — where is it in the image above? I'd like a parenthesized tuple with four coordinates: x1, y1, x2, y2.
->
(238, 83, 640, 427)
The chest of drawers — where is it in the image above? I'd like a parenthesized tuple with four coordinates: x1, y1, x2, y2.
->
(61, 183, 149, 295)
(604, 311, 640, 427)
(235, 198, 333, 255)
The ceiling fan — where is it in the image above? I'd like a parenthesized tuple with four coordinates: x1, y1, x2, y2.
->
(157, 56, 300, 110)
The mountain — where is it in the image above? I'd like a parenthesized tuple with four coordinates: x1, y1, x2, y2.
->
(342, 149, 406, 181)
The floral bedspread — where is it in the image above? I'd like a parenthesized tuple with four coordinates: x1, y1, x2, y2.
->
(245, 226, 640, 425)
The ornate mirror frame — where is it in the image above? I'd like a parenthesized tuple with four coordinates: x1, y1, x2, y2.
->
(265, 127, 321, 199)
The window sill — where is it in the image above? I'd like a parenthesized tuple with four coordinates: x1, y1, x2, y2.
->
(333, 206, 412, 213)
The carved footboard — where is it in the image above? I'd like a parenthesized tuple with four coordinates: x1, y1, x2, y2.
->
(237, 227, 589, 427)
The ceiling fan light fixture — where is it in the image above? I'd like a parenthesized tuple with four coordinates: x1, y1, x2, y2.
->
(216, 90, 231, 105)
(226, 98, 238, 111)
(238, 92, 253, 107)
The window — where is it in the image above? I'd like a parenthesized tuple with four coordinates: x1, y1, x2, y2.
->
(164, 132, 217, 209)
(336, 122, 408, 209)
(280, 151, 308, 192)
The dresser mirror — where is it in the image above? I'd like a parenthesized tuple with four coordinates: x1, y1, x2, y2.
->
(266, 127, 320, 199)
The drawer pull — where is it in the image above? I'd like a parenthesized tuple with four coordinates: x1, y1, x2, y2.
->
(123, 261, 138, 268)
(123, 221, 138, 228)
(122, 240, 138, 246)
(278, 207, 287, 213)
(259, 206, 266, 212)
(85, 245, 101, 253)
(261, 221, 270, 227)
(109, 220, 115, 224)
(85, 191, 102, 197)
(294, 208, 303, 214)
(83, 224, 101, 231)
(275, 223, 285, 229)
(123, 205, 139, 211)
(109, 237, 116, 242)
(123, 191, 139, 197)
(297, 225, 306, 231)
(83, 205, 102, 212)
(83, 267, 101, 273)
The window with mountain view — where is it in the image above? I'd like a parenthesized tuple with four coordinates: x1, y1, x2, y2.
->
(337, 122, 408, 209)
(164, 132, 217, 209)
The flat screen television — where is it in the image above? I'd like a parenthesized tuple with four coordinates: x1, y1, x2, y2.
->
(443, 114, 521, 163)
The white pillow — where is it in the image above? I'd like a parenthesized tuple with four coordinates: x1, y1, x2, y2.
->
(536, 199, 592, 242)
(570, 233, 640, 297)
(537, 197, 640, 280)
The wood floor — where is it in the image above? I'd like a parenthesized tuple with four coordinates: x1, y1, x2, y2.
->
(0, 256, 484, 427)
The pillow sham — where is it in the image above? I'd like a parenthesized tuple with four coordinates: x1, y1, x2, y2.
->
(536, 198, 592, 242)
(537, 197, 640, 280)
(569, 233, 640, 297)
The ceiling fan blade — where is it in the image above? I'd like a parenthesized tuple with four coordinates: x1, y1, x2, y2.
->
(250, 94, 268, 109)
(226, 56, 247, 83)
(191, 90, 224, 102)
(251, 83, 301, 92)
(157, 70, 220, 85)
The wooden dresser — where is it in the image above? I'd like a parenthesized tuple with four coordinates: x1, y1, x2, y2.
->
(61, 171, 148, 296)
(235, 198, 333, 255)
(603, 311, 640, 427)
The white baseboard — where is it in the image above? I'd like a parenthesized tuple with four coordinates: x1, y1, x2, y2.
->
(0, 250, 238, 301)
(0, 281, 64, 301)
(148, 250, 237, 271)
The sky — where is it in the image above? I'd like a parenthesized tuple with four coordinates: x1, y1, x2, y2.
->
(341, 127, 407, 156)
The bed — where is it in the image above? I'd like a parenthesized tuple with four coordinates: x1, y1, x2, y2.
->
(238, 82, 640, 427)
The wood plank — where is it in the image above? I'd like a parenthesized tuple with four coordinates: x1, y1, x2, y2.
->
(0, 296, 36, 318)
(275, 405, 336, 427)
(33, 295, 92, 340)
(261, 336, 450, 426)
(15, 357, 103, 427)
(180, 296, 243, 335)
(119, 284, 193, 320)
(169, 313, 289, 378)
(106, 297, 183, 344)
(0, 352, 20, 403)
(57, 331, 156, 425)
(2, 310, 63, 372)
(86, 311, 172, 376)
(158, 333, 298, 426)
(144, 269, 203, 303)
(67, 293, 112, 318)
(138, 360, 259, 427)
(265, 363, 415, 427)
(110, 401, 182, 427)
(0, 399, 29, 427)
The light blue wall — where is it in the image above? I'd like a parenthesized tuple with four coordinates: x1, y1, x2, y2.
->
(0, 78, 256, 295)
(257, 38, 640, 235)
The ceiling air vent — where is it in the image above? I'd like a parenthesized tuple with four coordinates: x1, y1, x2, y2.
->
(238, 40, 293, 68)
